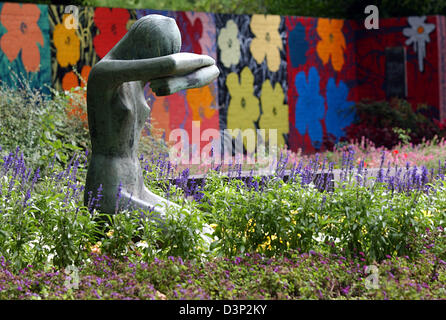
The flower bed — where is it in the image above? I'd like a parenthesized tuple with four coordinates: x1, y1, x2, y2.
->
(1, 143, 446, 299)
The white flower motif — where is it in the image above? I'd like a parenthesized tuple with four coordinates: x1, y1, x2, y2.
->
(403, 16, 435, 72)
(217, 19, 241, 68)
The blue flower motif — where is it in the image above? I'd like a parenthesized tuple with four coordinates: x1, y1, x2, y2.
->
(325, 78, 355, 141)
(289, 22, 308, 68)
(295, 67, 325, 147)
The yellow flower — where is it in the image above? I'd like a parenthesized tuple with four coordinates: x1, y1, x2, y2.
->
(259, 80, 289, 147)
(361, 226, 368, 235)
(249, 14, 283, 72)
(421, 210, 433, 218)
(209, 223, 218, 230)
(316, 18, 346, 72)
(90, 241, 102, 254)
(226, 67, 260, 153)
(106, 229, 114, 238)
(53, 14, 80, 67)
(218, 19, 241, 68)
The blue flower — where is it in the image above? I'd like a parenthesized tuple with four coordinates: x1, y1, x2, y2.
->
(295, 67, 325, 148)
(289, 22, 308, 68)
(325, 78, 355, 141)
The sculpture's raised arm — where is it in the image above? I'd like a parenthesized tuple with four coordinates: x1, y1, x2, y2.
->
(89, 52, 218, 90)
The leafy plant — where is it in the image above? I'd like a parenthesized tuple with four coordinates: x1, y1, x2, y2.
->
(344, 99, 444, 149)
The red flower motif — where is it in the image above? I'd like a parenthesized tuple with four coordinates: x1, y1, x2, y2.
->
(93, 8, 129, 59)
(176, 12, 202, 54)
(0, 3, 44, 72)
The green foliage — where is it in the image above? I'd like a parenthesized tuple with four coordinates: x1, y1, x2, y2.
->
(1, 243, 445, 299)
(196, 170, 446, 262)
(344, 99, 443, 149)
(0, 77, 90, 172)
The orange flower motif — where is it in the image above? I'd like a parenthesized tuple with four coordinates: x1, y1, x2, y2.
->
(62, 65, 91, 124)
(53, 14, 81, 68)
(316, 18, 346, 72)
(186, 85, 216, 127)
(0, 3, 44, 72)
(150, 96, 171, 140)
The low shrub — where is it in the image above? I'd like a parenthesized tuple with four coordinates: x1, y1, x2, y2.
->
(0, 77, 89, 171)
(343, 99, 445, 149)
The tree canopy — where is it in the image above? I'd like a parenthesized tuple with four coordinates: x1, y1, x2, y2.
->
(7, 0, 446, 19)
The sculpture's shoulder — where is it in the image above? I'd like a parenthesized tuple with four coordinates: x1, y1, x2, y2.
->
(88, 61, 108, 83)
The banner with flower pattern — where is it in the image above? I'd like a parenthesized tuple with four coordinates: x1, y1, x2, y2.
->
(354, 16, 441, 123)
(0, 3, 51, 93)
(285, 17, 358, 153)
(137, 9, 220, 155)
(215, 13, 289, 154)
(48, 5, 137, 122)
(1, 2, 446, 154)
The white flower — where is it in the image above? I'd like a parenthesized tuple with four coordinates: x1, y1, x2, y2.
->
(217, 19, 241, 68)
(403, 16, 435, 72)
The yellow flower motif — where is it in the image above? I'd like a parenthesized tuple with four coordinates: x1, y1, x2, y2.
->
(218, 19, 241, 68)
(106, 229, 114, 238)
(53, 14, 81, 68)
(226, 67, 260, 153)
(249, 14, 283, 72)
(316, 18, 346, 72)
(259, 80, 289, 147)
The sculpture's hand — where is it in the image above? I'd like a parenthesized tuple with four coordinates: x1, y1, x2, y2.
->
(150, 64, 220, 96)
(170, 53, 216, 76)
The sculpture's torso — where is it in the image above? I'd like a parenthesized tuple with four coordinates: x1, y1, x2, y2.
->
(85, 78, 150, 211)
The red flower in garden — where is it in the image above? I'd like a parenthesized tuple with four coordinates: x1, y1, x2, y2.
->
(93, 8, 130, 59)
(392, 150, 399, 156)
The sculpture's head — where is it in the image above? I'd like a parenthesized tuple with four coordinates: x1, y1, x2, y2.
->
(121, 14, 182, 60)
